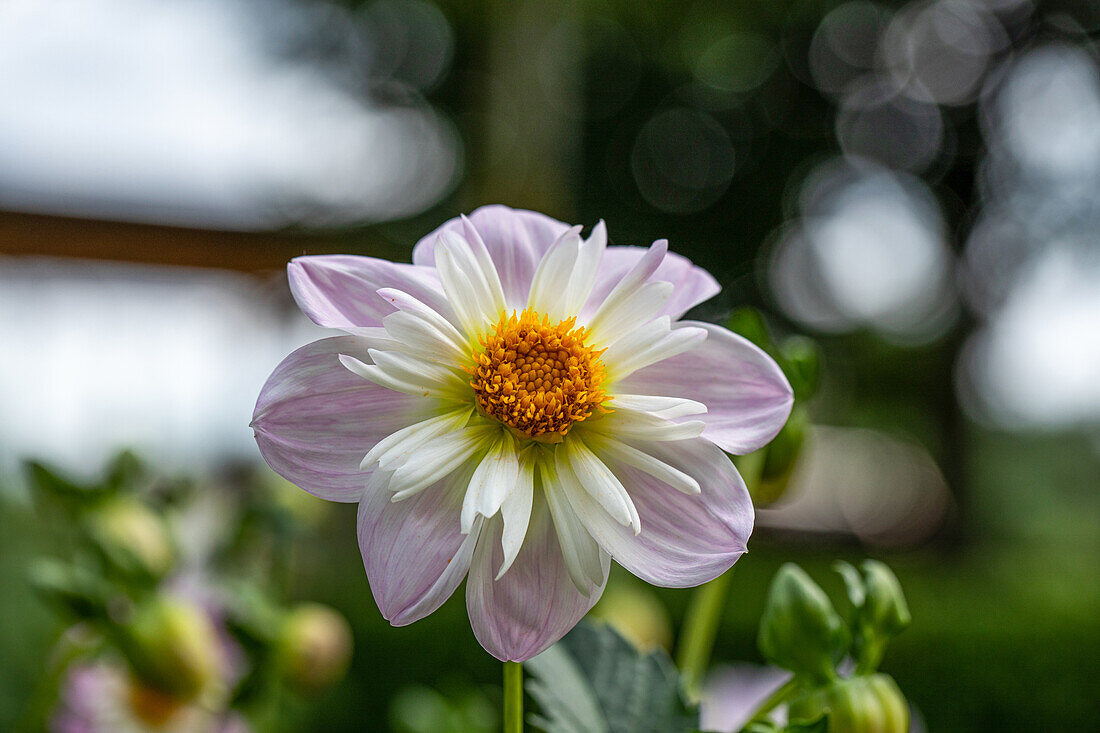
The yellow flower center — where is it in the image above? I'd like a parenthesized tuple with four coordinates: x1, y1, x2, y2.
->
(470, 308, 608, 438)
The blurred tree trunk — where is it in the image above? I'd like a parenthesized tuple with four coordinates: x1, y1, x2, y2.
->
(474, 0, 582, 220)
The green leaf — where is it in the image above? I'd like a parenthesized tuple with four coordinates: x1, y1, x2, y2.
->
(24, 460, 108, 506)
(104, 450, 146, 493)
(526, 622, 698, 733)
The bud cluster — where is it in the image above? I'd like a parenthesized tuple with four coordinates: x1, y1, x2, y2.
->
(755, 562, 911, 733)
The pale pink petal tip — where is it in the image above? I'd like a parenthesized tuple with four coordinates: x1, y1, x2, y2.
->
(252, 337, 418, 502)
(624, 321, 794, 455)
(466, 507, 609, 662)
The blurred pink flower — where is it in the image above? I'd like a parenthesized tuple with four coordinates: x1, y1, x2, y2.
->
(252, 205, 792, 661)
(701, 664, 791, 732)
(52, 661, 251, 733)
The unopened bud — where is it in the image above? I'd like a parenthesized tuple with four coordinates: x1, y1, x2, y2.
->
(753, 406, 809, 506)
(835, 561, 910, 673)
(758, 564, 847, 683)
(860, 561, 910, 639)
(277, 603, 353, 694)
(779, 336, 821, 402)
(788, 673, 909, 733)
(122, 596, 222, 699)
(89, 499, 175, 580)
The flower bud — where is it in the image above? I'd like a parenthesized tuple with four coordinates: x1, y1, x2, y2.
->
(276, 603, 353, 694)
(591, 582, 673, 651)
(753, 406, 809, 506)
(788, 674, 909, 733)
(835, 561, 910, 673)
(758, 564, 847, 683)
(778, 336, 821, 402)
(860, 561, 910, 640)
(89, 498, 175, 581)
(121, 596, 222, 699)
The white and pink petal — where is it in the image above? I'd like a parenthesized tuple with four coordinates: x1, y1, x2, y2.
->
(414, 205, 571, 307)
(358, 468, 480, 627)
(559, 436, 753, 588)
(621, 321, 794, 455)
(466, 500, 609, 662)
(252, 337, 423, 502)
(288, 255, 449, 330)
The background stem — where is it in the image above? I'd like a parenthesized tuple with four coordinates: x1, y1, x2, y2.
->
(503, 660, 523, 732)
(676, 569, 733, 700)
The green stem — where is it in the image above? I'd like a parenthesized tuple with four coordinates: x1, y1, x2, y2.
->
(503, 661, 523, 733)
(676, 570, 733, 700)
(746, 677, 799, 725)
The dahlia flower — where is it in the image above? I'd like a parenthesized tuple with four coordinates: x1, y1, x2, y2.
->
(252, 205, 793, 661)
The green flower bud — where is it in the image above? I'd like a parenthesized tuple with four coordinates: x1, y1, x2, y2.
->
(788, 674, 909, 733)
(121, 596, 222, 699)
(89, 498, 175, 580)
(276, 603, 353, 694)
(753, 406, 809, 506)
(835, 561, 910, 673)
(758, 564, 848, 683)
(860, 561, 910, 639)
(591, 582, 673, 651)
(778, 336, 821, 402)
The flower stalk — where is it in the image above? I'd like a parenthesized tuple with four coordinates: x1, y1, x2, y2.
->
(745, 677, 799, 725)
(676, 570, 733, 700)
(503, 661, 523, 733)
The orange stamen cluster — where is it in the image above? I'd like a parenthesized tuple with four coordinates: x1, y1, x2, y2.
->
(470, 308, 608, 437)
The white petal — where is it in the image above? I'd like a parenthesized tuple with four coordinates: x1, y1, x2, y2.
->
(583, 238, 667, 336)
(584, 433, 700, 495)
(603, 319, 707, 381)
(379, 312, 467, 364)
(461, 433, 521, 533)
(362, 408, 473, 470)
(609, 394, 708, 420)
(377, 287, 468, 356)
(585, 407, 706, 442)
(460, 214, 509, 315)
(343, 326, 401, 351)
(388, 425, 495, 500)
(496, 452, 535, 580)
(367, 348, 466, 393)
(435, 230, 506, 338)
(560, 221, 607, 316)
(586, 281, 673, 348)
(559, 435, 640, 533)
(526, 226, 583, 319)
(540, 457, 606, 594)
(339, 354, 465, 400)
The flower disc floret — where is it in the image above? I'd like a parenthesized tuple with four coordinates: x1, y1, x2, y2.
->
(470, 308, 608, 437)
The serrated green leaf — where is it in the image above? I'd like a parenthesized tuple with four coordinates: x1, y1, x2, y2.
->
(525, 640, 607, 733)
(526, 622, 698, 733)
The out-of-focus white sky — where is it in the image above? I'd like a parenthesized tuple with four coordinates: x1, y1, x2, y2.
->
(0, 0, 459, 229)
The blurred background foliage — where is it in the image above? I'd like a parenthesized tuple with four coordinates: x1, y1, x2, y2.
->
(1, 0, 1099, 730)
